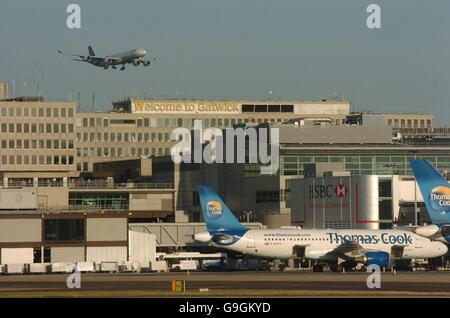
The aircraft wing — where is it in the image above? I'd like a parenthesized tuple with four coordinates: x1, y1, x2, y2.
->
(57, 49, 86, 59)
(329, 241, 407, 260)
(328, 240, 368, 259)
(57, 50, 121, 64)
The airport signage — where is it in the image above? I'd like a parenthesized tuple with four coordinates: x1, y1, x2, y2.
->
(132, 100, 241, 114)
(308, 184, 348, 199)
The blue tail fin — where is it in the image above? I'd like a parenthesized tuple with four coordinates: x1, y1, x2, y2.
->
(88, 46, 95, 56)
(409, 159, 450, 225)
(197, 186, 248, 234)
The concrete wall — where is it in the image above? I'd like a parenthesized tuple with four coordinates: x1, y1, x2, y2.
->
(86, 246, 127, 263)
(279, 126, 392, 144)
(51, 247, 84, 263)
(262, 213, 291, 229)
(1, 248, 34, 264)
(36, 187, 69, 209)
(129, 193, 172, 211)
(0, 219, 41, 242)
(86, 218, 127, 241)
(294, 101, 349, 115)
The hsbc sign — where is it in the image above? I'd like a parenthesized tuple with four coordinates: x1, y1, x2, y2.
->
(334, 184, 348, 197)
(309, 184, 348, 199)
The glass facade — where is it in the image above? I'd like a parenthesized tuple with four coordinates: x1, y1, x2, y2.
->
(246, 151, 450, 177)
(44, 219, 84, 242)
(69, 192, 129, 210)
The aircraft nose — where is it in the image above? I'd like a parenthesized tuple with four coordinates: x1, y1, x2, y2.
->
(435, 241, 448, 256)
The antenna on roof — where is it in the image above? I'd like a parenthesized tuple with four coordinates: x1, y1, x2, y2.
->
(77, 92, 81, 112)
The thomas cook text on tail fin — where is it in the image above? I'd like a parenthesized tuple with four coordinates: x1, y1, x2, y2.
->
(410, 159, 450, 225)
(197, 186, 248, 234)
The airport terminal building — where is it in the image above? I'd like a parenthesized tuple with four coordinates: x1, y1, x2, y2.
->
(75, 98, 350, 172)
(0, 94, 449, 266)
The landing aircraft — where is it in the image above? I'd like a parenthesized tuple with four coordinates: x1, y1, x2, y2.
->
(194, 186, 447, 272)
(57, 46, 153, 70)
(409, 159, 450, 243)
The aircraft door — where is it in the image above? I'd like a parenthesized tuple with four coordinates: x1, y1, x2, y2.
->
(246, 232, 255, 248)
(415, 236, 423, 248)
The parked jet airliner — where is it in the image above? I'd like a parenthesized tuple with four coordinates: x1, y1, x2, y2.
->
(57, 46, 153, 70)
(194, 186, 447, 272)
(409, 159, 450, 243)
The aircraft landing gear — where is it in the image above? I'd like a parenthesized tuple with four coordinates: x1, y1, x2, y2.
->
(312, 264, 323, 272)
(331, 264, 344, 272)
(103, 66, 108, 69)
(112, 66, 117, 69)
(120, 65, 126, 71)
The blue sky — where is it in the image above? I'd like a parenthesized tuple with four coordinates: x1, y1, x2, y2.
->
(1, 0, 450, 123)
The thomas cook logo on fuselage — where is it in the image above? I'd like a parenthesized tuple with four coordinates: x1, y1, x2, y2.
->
(429, 185, 450, 214)
(206, 200, 223, 219)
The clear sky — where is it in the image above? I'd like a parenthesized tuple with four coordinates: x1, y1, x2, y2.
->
(1, 0, 450, 123)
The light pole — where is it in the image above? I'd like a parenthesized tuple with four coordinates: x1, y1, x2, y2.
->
(411, 151, 418, 226)
(243, 211, 253, 223)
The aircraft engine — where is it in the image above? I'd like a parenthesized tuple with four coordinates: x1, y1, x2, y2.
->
(193, 231, 212, 243)
(355, 251, 390, 268)
(83, 55, 92, 62)
(142, 60, 151, 66)
(132, 59, 141, 66)
(104, 58, 113, 64)
(413, 224, 440, 237)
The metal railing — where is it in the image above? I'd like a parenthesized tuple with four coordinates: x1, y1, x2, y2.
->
(281, 141, 450, 148)
(68, 181, 173, 189)
(2, 180, 173, 190)
(394, 127, 450, 135)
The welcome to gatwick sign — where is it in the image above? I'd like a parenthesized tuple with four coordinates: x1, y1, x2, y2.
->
(132, 100, 241, 114)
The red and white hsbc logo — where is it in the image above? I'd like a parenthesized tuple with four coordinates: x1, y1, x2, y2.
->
(334, 184, 348, 197)
(308, 184, 349, 198)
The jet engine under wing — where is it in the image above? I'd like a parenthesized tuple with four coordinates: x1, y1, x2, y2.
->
(327, 241, 396, 267)
(330, 240, 366, 258)
(90, 56, 122, 64)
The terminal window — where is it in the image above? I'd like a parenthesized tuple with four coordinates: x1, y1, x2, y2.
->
(44, 219, 85, 242)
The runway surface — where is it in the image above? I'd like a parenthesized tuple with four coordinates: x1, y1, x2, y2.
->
(0, 271, 449, 296)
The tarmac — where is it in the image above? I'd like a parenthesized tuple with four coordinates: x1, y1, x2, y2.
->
(0, 271, 449, 297)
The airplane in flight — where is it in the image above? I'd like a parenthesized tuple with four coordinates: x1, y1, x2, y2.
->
(57, 46, 153, 70)
(409, 159, 450, 244)
(194, 186, 447, 272)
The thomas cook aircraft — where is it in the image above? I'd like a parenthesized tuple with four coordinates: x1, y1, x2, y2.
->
(194, 186, 447, 272)
(410, 159, 450, 243)
(57, 46, 154, 70)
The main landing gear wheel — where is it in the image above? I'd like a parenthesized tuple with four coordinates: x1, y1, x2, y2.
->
(312, 264, 323, 272)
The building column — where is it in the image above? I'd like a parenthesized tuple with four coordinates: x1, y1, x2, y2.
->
(3, 177, 7, 188)
(33, 177, 38, 187)
(63, 177, 68, 187)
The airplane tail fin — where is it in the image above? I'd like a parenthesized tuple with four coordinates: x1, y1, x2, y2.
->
(197, 186, 248, 234)
(409, 159, 450, 224)
(88, 46, 95, 56)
